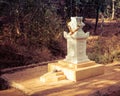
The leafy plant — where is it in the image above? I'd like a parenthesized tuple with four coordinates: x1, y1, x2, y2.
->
(87, 35, 120, 64)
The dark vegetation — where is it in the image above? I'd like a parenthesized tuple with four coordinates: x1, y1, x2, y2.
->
(0, 0, 120, 70)
(0, 77, 10, 90)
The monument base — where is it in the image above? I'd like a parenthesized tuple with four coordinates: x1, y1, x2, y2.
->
(47, 60, 104, 81)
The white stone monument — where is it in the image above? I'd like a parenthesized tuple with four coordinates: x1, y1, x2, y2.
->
(64, 17, 90, 64)
(40, 17, 104, 82)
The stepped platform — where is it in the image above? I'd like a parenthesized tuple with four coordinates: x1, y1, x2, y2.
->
(47, 60, 104, 81)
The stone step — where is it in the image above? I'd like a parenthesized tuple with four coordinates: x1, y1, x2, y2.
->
(58, 60, 96, 69)
(40, 72, 66, 83)
(57, 75, 66, 80)
(41, 71, 64, 77)
(54, 71, 64, 76)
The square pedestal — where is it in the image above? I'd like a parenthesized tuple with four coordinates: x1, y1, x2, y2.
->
(48, 60, 104, 81)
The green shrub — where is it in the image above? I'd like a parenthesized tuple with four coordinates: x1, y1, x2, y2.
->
(87, 36, 120, 64)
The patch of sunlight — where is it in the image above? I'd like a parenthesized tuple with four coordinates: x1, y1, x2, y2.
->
(20, 78, 43, 88)
(49, 88, 92, 96)
(11, 82, 31, 93)
(75, 89, 92, 95)
(88, 36, 99, 40)
(76, 82, 90, 86)
(114, 68, 120, 72)
(87, 80, 117, 88)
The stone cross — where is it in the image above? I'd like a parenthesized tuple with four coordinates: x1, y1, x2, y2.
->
(64, 17, 90, 64)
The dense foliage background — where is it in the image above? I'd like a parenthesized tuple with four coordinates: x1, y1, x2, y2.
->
(0, 0, 120, 69)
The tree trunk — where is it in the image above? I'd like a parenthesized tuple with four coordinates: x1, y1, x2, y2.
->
(111, 0, 115, 19)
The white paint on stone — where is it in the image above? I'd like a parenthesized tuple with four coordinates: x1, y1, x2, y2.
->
(64, 17, 90, 64)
